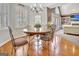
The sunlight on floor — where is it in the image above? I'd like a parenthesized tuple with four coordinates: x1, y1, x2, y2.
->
(16, 47, 24, 56)
(51, 35, 61, 55)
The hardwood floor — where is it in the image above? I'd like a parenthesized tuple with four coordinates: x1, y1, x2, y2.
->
(0, 33, 79, 56)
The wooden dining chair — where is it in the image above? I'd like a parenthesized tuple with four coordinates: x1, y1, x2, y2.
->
(8, 26, 28, 56)
(40, 25, 56, 55)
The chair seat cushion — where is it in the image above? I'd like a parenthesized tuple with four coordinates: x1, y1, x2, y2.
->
(14, 37, 28, 46)
(40, 35, 52, 41)
(41, 36, 48, 41)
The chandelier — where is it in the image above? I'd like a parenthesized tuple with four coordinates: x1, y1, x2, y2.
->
(30, 3, 43, 14)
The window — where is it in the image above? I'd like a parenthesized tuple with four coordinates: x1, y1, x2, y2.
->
(15, 4, 27, 28)
(35, 15, 42, 24)
(0, 4, 10, 29)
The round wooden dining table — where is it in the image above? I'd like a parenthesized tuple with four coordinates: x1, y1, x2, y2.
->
(24, 31, 49, 35)
(24, 30, 50, 46)
(23, 28, 50, 36)
(23, 29, 50, 55)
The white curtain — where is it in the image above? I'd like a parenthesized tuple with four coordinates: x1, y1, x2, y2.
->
(52, 7, 62, 30)
(15, 4, 27, 28)
(0, 4, 10, 29)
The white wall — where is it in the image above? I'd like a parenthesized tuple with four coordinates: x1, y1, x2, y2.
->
(0, 28, 10, 45)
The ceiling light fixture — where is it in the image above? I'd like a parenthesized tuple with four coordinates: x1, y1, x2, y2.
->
(30, 3, 43, 14)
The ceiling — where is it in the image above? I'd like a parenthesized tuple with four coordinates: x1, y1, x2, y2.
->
(22, 3, 65, 8)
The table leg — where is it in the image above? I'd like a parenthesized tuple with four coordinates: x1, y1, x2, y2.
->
(48, 41, 50, 56)
(27, 36, 31, 56)
(36, 35, 39, 56)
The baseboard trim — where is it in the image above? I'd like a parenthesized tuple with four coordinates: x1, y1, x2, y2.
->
(0, 39, 11, 47)
(65, 33, 79, 36)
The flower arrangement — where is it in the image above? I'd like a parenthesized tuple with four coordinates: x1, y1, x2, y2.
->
(34, 23, 41, 28)
(48, 21, 52, 27)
